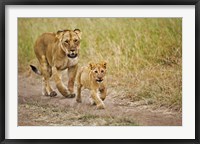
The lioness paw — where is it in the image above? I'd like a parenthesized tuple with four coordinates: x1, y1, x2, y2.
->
(59, 88, 70, 97)
(65, 93, 76, 98)
(50, 91, 57, 97)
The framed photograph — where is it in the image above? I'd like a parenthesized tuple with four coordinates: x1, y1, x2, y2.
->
(1, 0, 199, 143)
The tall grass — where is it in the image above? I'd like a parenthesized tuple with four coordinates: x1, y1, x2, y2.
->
(18, 18, 182, 111)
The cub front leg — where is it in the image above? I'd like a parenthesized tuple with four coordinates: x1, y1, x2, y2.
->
(67, 64, 78, 98)
(99, 85, 107, 101)
(52, 66, 70, 97)
(76, 83, 82, 103)
(76, 68, 83, 103)
(91, 90, 105, 109)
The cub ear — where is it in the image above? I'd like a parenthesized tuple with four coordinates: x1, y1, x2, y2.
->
(74, 29, 82, 39)
(89, 62, 95, 70)
(101, 61, 107, 69)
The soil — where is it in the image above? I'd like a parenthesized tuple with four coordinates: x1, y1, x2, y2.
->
(18, 71, 182, 126)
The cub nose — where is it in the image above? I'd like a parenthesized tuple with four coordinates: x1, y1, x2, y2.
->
(97, 77, 103, 80)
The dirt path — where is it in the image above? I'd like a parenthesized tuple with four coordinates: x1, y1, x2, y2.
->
(18, 72, 182, 126)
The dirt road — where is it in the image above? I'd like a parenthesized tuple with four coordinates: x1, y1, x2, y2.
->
(18, 72, 182, 126)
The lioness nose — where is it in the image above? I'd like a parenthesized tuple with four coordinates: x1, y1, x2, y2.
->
(70, 50, 75, 55)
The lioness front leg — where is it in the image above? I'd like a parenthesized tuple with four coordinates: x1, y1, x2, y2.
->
(42, 77, 57, 97)
(91, 90, 105, 109)
(67, 65, 78, 98)
(40, 56, 57, 97)
(52, 66, 70, 97)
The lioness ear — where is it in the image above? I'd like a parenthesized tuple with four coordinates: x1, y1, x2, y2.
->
(74, 29, 82, 39)
(101, 61, 107, 69)
(89, 63, 95, 70)
(57, 30, 64, 34)
(56, 30, 64, 40)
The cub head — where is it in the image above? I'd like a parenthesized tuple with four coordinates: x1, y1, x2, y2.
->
(56, 29, 82, 58)
(89, 61, 107, 83)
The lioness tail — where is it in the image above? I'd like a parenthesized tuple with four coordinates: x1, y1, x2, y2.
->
(30, 65, 41, 75)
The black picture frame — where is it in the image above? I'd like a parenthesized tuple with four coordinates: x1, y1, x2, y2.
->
(1, 0, 199, 143)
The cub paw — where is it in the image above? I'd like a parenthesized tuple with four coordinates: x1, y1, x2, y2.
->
(90, 99, 96, 105)
(100, 97, 106, 101)
(76, 98, 82, 103)
(97, 103, 105, 109)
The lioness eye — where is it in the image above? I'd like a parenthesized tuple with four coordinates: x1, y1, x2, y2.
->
(65, 40, 69, 44)
(74, 39, 78, 43)
(94, 70, 98, 73)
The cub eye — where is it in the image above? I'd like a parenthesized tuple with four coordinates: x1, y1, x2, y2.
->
(94, 70, 98, 73)
(74, 39, 78, 43)
(101, 70, 104, 73)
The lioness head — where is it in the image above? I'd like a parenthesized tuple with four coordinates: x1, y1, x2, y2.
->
(56, 29, 82, 58)
(89, 61, 107, 83)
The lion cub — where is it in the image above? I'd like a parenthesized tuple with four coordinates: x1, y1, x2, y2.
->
(76, 61, 107, 109)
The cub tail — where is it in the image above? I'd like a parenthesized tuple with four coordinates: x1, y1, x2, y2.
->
(30, 65, 41, 75)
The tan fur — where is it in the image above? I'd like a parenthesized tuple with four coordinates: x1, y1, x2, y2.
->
(32, 29, 82, 97)
(76, 61, 107, 109)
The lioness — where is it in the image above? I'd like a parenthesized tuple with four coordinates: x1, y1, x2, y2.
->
(76, 61, 107, 109)
(30, 29, 82, 98)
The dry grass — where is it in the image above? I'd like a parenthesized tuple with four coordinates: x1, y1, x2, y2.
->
(18, 18, 182, 111)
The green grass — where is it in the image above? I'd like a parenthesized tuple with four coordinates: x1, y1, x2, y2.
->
(18, 18, 182, 111)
